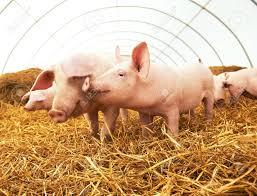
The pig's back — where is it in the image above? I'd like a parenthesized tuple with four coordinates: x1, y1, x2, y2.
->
(179, 63, 213, 90)
(176, 63, 213, 112)
(227, 68, 256, 84)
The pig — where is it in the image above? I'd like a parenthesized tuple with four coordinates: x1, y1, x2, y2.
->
(221, 68, 257, 103)
(21, 85, 56, 111)
(30, 49, 128, 140)
(89, 42, 214, 136)
(24, 69, 120, 141)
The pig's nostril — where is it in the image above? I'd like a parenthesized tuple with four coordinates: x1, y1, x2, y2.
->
(57, 112, 64, 117)
(48, 109, 67, 122)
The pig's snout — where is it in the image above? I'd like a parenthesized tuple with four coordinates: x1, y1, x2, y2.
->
(48, 109, 67, 123)
(24, 105, 33, 111)
(215, 99, 225, 107)
(24, 106, 30, 111)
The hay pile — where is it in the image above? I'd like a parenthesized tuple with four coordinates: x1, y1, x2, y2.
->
(0, 97, 256, 195)
(209, 65, 245, 75)
(0, 68, 42, 105)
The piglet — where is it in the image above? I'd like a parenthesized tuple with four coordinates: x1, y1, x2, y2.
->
(90, 42, 214, 136)
(22, 85, 55, 111)
(28, 47, 128, 141)
(222, 68, 257, 103)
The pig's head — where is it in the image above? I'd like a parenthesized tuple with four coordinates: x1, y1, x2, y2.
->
(24, 65, 83, 123)
(21, 69, 55, 111)
(49, 66, 90, 123)
(90, 42, 150, 104)
(213, 73, 231, 106)
(22, 89, 53, 111)
(48, 54, 104, 123)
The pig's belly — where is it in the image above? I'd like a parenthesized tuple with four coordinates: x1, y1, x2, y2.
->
(129, 105, 166, 116)
(178, 94, 204, 113)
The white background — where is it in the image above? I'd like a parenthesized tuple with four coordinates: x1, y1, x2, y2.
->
(0, 0, 256, 73)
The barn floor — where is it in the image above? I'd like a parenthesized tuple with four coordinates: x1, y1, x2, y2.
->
(0, 98, 256, 195)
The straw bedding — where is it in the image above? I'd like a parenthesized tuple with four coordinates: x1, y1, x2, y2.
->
(209, 65, 245, 75)
(0, 68, 42, 105)
(0, 98, 256, 195)
(0, 66, 256, 195)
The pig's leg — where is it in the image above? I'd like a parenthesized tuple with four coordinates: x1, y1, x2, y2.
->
(187, 109, 195, 123)
(189, 109, 195, 117)
(120, 108, 128, 122)
(189, 109, 195, 118)
(85, 112, 100, 139)
(202, 91, 214, 120)
(139, 112, 154, 137)
(101, 107, 119, 141)
(165, 107, 179, 136)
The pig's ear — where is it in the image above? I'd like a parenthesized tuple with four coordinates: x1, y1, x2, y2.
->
(21, 92, 31, 103)
(131, 42, 150, 78)
(31, 70, 54, 91)
(82, 77, 90, 92)
(68, 76, 90, 92)
(34, 92, 46, 102)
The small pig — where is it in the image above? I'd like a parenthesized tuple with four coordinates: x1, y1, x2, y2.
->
(222, 68, 257, 103)
(90, 42, 214, 136)
(29, 49, 128, 140)
(22, 85, 55, 111)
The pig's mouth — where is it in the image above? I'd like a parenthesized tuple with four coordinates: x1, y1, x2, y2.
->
(214, 99, 225, 107)
(70, 100, 84, 117)
(92, 88, 110, 94)
(24, 107, 35, 111)
(99, 90, 110, 94)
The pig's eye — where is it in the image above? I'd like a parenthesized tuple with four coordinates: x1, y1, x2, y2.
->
(118, 71, 126, 77)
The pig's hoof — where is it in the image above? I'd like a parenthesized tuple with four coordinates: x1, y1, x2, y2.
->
(102, 134, 113, 143)
(205, 113, 213, 121)
(167, 131, 179, 137)
(90, 132, 100, 140)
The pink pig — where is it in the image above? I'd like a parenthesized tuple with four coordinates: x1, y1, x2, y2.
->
(22, 85, 56, 111)
(222, 68, 257, 103)
(89, 42, 214, 136)
(29, 48, 128, 140)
